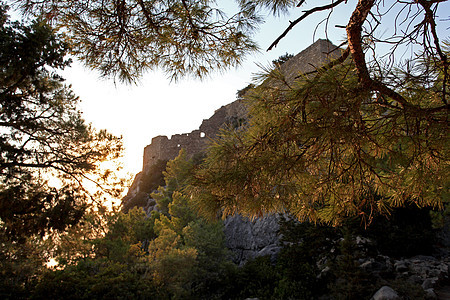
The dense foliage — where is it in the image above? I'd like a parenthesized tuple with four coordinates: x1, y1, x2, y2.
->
(23, 151, 236, 299)
(0, 4, 126, 297)
(1, 148, 442, 299)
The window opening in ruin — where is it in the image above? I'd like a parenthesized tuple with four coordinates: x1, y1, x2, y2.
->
(200, 132, 205, 138)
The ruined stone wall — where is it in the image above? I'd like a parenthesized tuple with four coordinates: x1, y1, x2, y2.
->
(143, 131, 208, 172)
(137, 39, 341, 186)
(142, 99, 247, 172)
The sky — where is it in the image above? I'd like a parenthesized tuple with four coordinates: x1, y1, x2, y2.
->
(57, 1, 449, 178)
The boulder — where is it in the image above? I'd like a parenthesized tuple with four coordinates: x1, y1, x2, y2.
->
(394, 260, 408, 272)
(371, 286, 400, 300)
(422, 278, 437, 290)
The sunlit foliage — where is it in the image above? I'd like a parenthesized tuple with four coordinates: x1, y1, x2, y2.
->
(192, 55, 449, 224)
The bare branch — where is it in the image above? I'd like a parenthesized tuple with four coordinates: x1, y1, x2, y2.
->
(268, 0, 347, 51)
(345, 0, 417, 109)
(417, 0, 448, 106)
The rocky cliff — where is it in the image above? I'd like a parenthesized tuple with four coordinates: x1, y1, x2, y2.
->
(123, 39, 342, 264)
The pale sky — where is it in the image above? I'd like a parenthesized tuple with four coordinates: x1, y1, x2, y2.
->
(58, 1, 449, 178)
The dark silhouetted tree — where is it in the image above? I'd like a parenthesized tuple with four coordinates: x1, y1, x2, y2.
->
(0, 3, 123, 239)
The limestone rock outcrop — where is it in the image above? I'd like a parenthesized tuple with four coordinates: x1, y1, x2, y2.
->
(362, 255, 450, 298)
(223, 214, 282, 264)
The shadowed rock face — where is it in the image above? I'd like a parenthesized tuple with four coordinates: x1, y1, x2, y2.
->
(223, 214, 282, 265)
(122, 39, 340, 265)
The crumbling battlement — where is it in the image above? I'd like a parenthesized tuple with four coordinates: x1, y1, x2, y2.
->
(143, 130, 207, 171)
(142, 100, 247, 172)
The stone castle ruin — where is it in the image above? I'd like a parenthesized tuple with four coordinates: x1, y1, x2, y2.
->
(142, 99, 247, 173)
(137, 38, 339, 174)
(123, 39, 341, 263)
